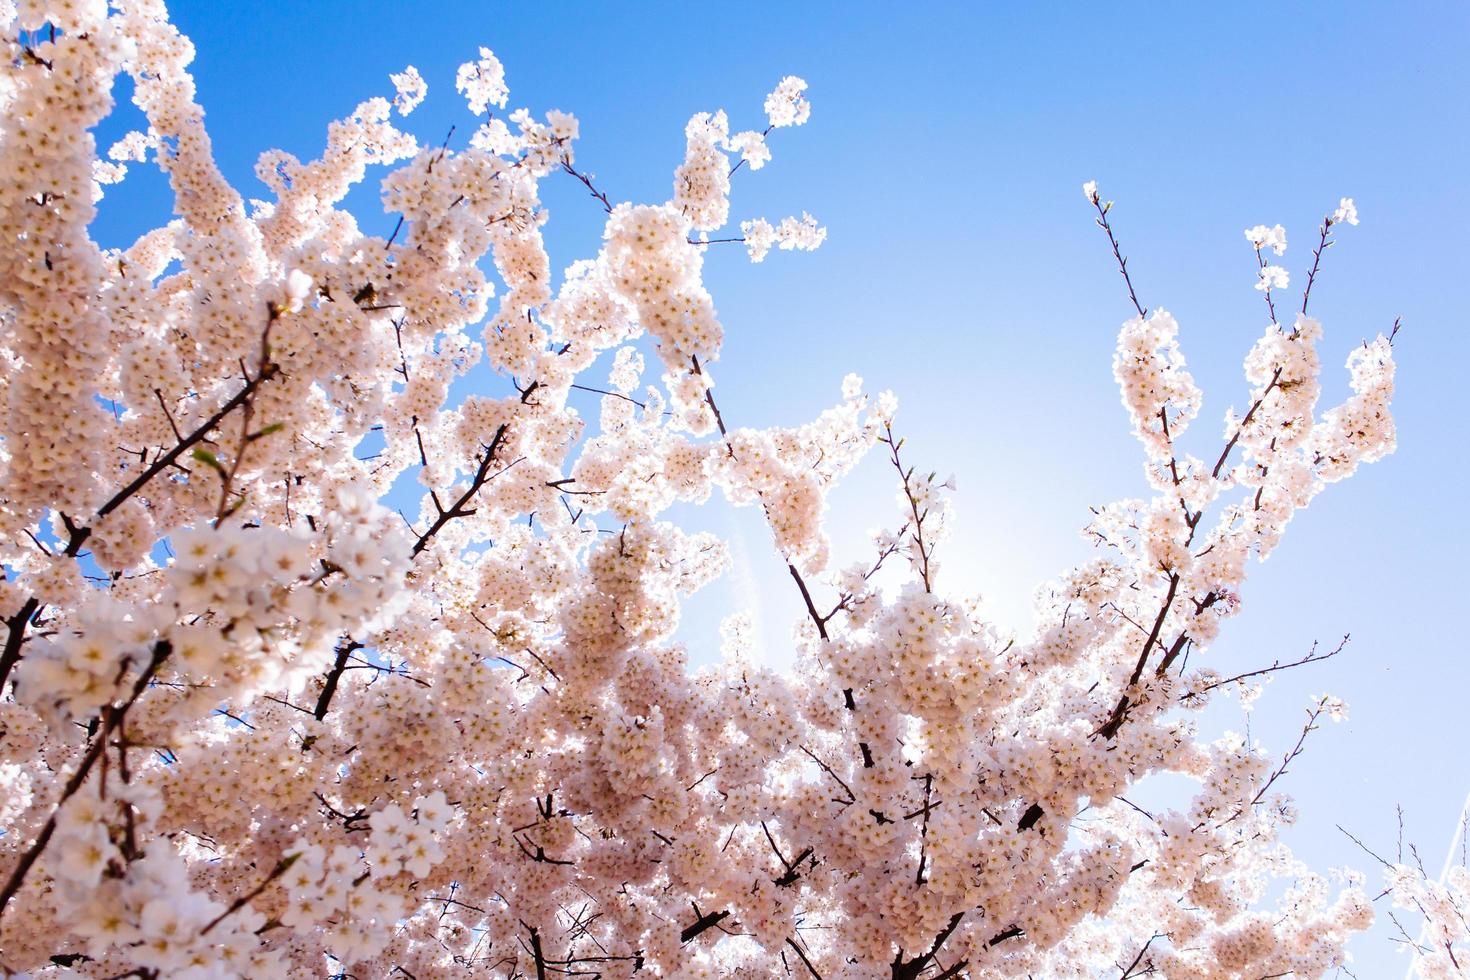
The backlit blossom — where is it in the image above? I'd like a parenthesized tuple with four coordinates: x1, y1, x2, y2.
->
(456, 47, 509, 113)
(764, 75, 810, 128)
(1245, 222, 1288, 255)
(0, 11, 1403, 979)
(389, 65, 427, 115)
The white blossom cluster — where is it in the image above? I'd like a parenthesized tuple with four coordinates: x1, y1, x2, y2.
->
(389, 65, 427, 116)
(455, 46, 508, 114)
(740, 211, 827, 262)
(0, 7, 1411, 979)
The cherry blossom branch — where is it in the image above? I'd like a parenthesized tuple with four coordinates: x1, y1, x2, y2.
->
(822, 524, 908, 623)
(199, 853, 300, 935)
(799, 744, 856, 805)
(891, 910, 965, 980)
(881, 424, 933, 593)
(914, 772, 934, 885)
(689, 355, 728, 439)
(98, 356, 281, 527)
(1182, 634, 1349, 702)
(1248, 696, 1332, 808)
(1337, 824, 1394, 870)
(313, 638, 366, 720)
(0, 596, 41, 692)
(691, 355, 880, 775)
(1253, 245, 1280, 326)
(0, 348, 279, 691)
(205, 373, 283, 524)
(785, 936, 823, 979)
(1300, 216, 1333, 316)
(310, 411, 520, 724)
(410, 423, 510, 557)
(1210, 367, 1282, 480)
(559, 156, 612, 214)
(1084, 189, 1218, 741)
(1096, 572, 1181, 740)
(689, 355, 837, 647)
(522, 921, 550, 980)
(1119, 934, 1163, 978)
(312, 791, 370, 832)
(727, 123, 774, 179)
(689, 353, 885, 785)
(570, 383, 646, 409)
(787, 563, 830, 642)
(1088, 189, 1147, 319)
(680, 905, 731, 943)
(0, 640, 171, 921)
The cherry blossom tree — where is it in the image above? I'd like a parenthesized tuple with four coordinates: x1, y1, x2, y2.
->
(0, 1, 1411, 977)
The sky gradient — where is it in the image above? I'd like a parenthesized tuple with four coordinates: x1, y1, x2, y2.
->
(88, 2, 1469, 973)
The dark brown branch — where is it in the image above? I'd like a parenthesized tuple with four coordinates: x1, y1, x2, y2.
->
(882, 424, 933, 593)
(411, 423, 510, 557)
(1184, 634, 1349, 701)
(799, 745, 856, 804)
(0, 596, 41, 691)
(788, 563, 829, 642)
(1248, 699, 1329, 808)
(523, 922, 549, 980)
(313, 791, 370, 832)
(1097, 572, 1181, 739)
(200, 853, 299, 934)
(100, 364, 280, 524)
(1088, 191, 1147, 319)
(893, 912, 965, 980)
(515, 834, 575, 866)
(1300, 216, 1333, 316)
(313, 639, 365, 720)
(570, 383, 646, 410)
(786, 936, 824, 979)
(560, 156, 613, 214)
(1253, 245, 1280, 326)
(689, 355, 727, 438)
(680, 906, 731, 944)
(1211, 367, 1282, 480)
(727, 123, 775, 178)
(987, 925, 1023, 947)
(1120, 934, 1162, 978)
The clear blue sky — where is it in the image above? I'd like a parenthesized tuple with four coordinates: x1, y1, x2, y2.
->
(91, 2, 1468, 973)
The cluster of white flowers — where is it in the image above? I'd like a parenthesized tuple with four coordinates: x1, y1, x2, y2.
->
(0, 6, 1409, 979)
(456, 46, 508, 113)
(1257, 262, 1290, 292)
(724, 127, 770, 170)
(279, 838, 407, 963)
(764, 74, 811, 128)
(740, 211, 828, 262)
(367, 790, 451, 877)
(389, 65, 427, 115)
(1245, 222, 1288, 255)
(1112, 308, 1202, 460)
(676, 110, 733, 230)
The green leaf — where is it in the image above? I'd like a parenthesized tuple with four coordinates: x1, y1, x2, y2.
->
(191, 447, 225, 473)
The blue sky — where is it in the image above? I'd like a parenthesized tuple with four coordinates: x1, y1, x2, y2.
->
(91, 2, 1468, 972)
